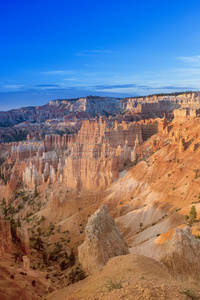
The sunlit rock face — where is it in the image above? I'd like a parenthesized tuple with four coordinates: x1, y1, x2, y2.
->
(161, 226, 200, 280)
(16, 222, 30, 255)
(78, 205, 129, 274)
(63, 143, 119, 190)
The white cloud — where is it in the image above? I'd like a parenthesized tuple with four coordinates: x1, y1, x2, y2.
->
(2, 85, 24, 89)
(63, 78, 77, 81)
(90, 50, 111, 53)
(177, 55, 200, 65)
(74, 50, 111, 57)
(41, 70, 75, 75)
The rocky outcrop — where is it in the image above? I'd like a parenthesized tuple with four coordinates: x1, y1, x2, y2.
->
(78, 205, 129, 274)
(141, 119, 159, 141)
(132, 135, 141, 161)
(0, 213, 12, 259)
(11, 142, 44, 160)
(23, 163, 40, 188)
(76, 118, 161, 149)
(104, 121, 143, 148)
(8, 173, 18, 192)
(16, 222, 30, 255)
(76, 118, 108, 144)
(50, 96, 123, 117)
(63, 143, 119, 190)
(151, 137, 163, 152)
(44, 134, 75, 151)
(39, 151, 59, 174)
(179, 138, 186, 153)
(23, 256, 30, 271)
(173, 108, 197, 122)
(161, 226, 200, 280)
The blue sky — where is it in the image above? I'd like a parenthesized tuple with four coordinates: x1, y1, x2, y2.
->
(1, 0, 200, 110)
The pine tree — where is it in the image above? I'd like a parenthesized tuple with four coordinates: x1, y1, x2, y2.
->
(33, 185, 38, 198)
(69, 248, 75, 267)
(190, 205, 197, 222)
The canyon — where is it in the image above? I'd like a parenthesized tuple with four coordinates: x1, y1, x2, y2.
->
(0, 92, 200, 299)
(1, 92, 199, 143)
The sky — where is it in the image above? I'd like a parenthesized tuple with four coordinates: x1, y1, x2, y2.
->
(1, 0, 200, 110)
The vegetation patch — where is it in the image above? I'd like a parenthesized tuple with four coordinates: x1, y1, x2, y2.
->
(180, 289, 200, 300)
(68, 266, 86, 284)
(103, 277, 124, 292)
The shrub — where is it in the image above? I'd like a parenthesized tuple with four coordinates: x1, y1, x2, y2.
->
(59, 260, 69, 271)
(32, 280, 36, 286)
(68, 267, 86, 284)
(22, 195, 29, 203)
(180, 289, 200, 300)
(185, 215, 189, 220)
(68, 249, 75, 267)
(49, 243, 63, 261)
(104, 277, 123, 292)
(10, 218, 19, 242)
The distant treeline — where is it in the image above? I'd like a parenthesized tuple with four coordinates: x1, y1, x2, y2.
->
(124, 91, 199, 100)
(146, 91, 199, 97)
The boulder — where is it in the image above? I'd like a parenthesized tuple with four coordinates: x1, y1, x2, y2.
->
(78, 205, 129, 274)
(23, 256, 30, 271)
(161, 226, 200, 280)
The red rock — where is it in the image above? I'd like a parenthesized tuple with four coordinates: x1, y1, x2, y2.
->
(0, 213, 12, 259)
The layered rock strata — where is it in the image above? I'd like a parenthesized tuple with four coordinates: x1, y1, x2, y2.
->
(2, 117, 167, 191)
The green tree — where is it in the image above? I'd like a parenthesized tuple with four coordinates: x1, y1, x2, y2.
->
(37, 227, 42, 236)
(190, 205, 197, 222)
(36, 236, 44, 251)
(1, 198, 8, 217)
(17, 216, 21, 227)
(68, 248, 75, 267)
(10, 217, 18, 242)
(33, 185, 38, 198)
